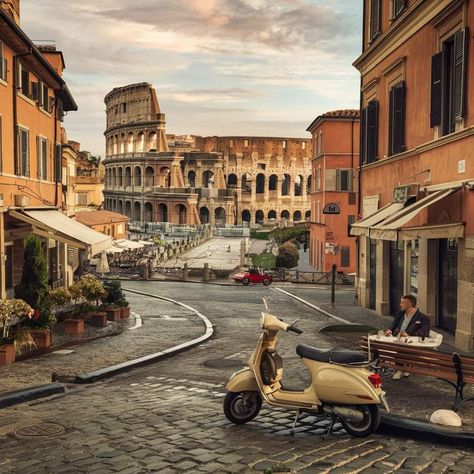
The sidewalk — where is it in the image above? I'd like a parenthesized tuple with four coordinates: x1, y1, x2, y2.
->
(0, 291, 204, 395)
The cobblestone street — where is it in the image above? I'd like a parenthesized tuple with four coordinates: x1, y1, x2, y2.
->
(1, 282, 473, 473)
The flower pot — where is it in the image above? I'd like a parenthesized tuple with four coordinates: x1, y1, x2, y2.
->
(106, 308, 121, 321)
(90, 312, 108, 328)
(30, 329, 52, 349)
(120, 306, 130, 319)
(0, 342, 16, 365)
(64, 319, 85, 335)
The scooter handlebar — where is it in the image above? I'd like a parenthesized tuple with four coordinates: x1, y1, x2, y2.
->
(288, 325, 303, 335)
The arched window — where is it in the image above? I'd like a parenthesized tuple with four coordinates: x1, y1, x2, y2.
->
(188, 170, 196, 187)
(133, 201, 141, 221)
(269, 175, 278, 191)
(200, 207, 210, 224)
(214, 207, 226, 226)
(282, 174, 291, 195)
(268, 210, 276, 219)
(125, 201, 131, 218)
(118, 200, 123, 214)
(307, 175, 312, 194)
(120, 133, 126, 154)
(127, 133, 134, 153)
(255, 210, 264, 223)
(176, 204, 187, 224)
(242, 173, 251, 193)
(305, 210, 311, 220)
(148, 132, 157, 151)
(145, 166, 154, 186)
(203, 170, 214, 188)
(137, 132, 145, 153)
(134, 166, 142, 186)
(256, 173, 265, 194)
(281, 210, 290, 219)
(118, 167, 123, 186)
(144, 202, 153, 222)
(227, 173, 238, 186)
(125, 167, 131, 186)
(158, 203, 168, 222)
(242, 210, 251, 222)
(293, 210, 302, 221)
(294, 175, 303, 196)
(113, 135, 118, 155)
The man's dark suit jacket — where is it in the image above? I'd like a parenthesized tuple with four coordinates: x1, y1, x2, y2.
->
(389, 309, 430, 337)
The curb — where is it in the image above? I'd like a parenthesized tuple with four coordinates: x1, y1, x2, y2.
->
(0, 383, 65, 409)
(380, 413, 474, 448)
(74, 288, 213, 384)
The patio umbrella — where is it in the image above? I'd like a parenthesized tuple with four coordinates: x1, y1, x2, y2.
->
(96, 251, 110, 277)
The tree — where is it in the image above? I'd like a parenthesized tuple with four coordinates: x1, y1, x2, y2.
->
(15, 235, 54, 328)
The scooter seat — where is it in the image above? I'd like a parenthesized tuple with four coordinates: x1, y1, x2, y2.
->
(296, 344, 368, 364)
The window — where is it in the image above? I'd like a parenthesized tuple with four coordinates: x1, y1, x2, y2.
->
(122, 102, 127, 113)
(37, 137, 48, 180)
(388, 81, 406, 156)
(282, 140, 287, 149)
(316, 167, 321, 190)
(19, 64, 30, 97)
(41, 83, 49, 111)
(369, 0, 381, 41)
(18, 127, 29, 176)
(360, 100, 379, 164)
(0, 41, 7, 81)
(336, 169, 353, 191)
(431, 29, 467, 136)
(341, 247, 350, 268)
(348, 215, 356, 236)
(229, 139, 234, 148)
(348, 192, 356, 205)
(77, 192, 88, 206)
(317, 131, 322, 154)
(55, 143, 62, 182)
(244, 139, 249, 147)
(302, 141, 306, 150)
(0, 115, 2, 172)
(392, 0, 406, 19)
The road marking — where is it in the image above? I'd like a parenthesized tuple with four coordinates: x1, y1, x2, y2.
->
(129, 311, 142, 330)
(147, 315, 188, 321)
(273, 287, 351, 324)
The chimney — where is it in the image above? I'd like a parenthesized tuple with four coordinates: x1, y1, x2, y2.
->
(1, 0, 20, 25)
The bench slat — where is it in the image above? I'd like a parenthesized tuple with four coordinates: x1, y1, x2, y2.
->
(378, 361, 459, 382)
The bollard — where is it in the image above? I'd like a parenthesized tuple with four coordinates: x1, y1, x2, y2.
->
(183, 263, 189, 281)
(331, 264, 337, 307)
(203, 262, 210, 282)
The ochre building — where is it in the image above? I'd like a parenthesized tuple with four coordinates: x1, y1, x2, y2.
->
(352, 0, 474, 350)
(102, 83, 312, 227)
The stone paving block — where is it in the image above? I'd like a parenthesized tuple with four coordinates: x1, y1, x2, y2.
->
(175, 460, 199, 471)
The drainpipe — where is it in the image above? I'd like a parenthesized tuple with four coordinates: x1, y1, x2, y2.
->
(13, 50, 32, 176)
(54, 98, 59, 207)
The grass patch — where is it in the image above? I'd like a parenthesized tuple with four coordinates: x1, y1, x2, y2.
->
(252, 253, 276, 269)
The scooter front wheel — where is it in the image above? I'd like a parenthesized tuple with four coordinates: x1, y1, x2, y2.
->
(339, 404, 380, 437)
(224, 391, 262, 424)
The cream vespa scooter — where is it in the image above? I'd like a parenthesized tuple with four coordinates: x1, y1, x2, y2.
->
(224, 302, 389, 437)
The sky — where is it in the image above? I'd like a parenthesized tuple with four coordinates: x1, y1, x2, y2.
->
(21, 0, 363, 157)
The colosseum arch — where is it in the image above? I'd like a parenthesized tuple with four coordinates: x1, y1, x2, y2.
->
(281, 210, 290, 219)
(111, 168, 116, 187)
(242, 210, 251, 222)
(145, 166, 154, 186)
(242, 172, 251, 193)
(120, 133, 126, 154)
(199, 206, 210, 224)
(305, 210, 311, 220)
(268, 210, 276, 219)
(256, 174, 265, 194)
(307, 175, 312, 194)
(144, 202, 153, 221)
(134, 166, 142, 186)
(293, 210, 302, 221)
(137, 132, 145, 153)
(148, 132, 157, 151)
(295, 175, 303, 196)
(282, 174, 291, 195)
(176, 204, 187, 224)
(118, 167, 123, 186)
(113, 135, 118, 155)
(133, 202, 141, 221)
(118, 200, 123, 214)
(125, 201, 132, 218)
(214, 207, 226, 226)
(127, 133, 134, 153)
(188, 170, 196, 187)
(227, 173, 238, 187)
(203, 170, 214, 188)
(125, 167, 132, 186)
(158, 203, 168, 222)
(255, 210, 264, 223)
(269, 174, 278, 191)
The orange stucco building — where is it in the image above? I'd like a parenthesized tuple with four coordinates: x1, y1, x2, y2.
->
(352, 0, 474, 350)
(307, 110, 360, 274)
(0, 2, 110, 297)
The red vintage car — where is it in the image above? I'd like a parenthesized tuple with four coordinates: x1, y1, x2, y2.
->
(233, 268, 273, 286)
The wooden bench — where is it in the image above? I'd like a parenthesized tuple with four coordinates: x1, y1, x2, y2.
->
(360, 337, 474, 411)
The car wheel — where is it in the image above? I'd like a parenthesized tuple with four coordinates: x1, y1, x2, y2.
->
(262, 277, 271, 286)
(241, 277, 249, 286)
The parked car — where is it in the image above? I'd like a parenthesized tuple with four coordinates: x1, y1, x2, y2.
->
(233, 268, 273, 286)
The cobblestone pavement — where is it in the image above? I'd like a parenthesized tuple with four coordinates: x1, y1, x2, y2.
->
(0, 282, 473, 473)
(0, 291, 204, 394)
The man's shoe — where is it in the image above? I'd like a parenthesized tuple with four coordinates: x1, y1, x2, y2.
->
(392, 371, 402, 380)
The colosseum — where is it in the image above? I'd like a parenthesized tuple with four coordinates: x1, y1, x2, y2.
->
(103, 83, 312, 226)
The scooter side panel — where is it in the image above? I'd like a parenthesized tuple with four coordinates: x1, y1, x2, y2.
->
(226, 368, 259, 392)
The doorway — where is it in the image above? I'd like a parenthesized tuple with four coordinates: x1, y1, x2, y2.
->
(438, 239, 458, 333)
(389, 241, 404, 316)
(369, 240, 376, 310)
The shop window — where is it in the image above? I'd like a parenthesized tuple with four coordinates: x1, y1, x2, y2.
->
(431, 29, 467, 135)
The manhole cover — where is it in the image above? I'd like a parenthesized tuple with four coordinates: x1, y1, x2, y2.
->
(204, 358, 245, 369)
(14, 422, 65, 438)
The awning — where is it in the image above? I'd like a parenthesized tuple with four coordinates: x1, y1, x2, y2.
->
(9, 209, 112, 256)
(350, 202, 405, 237)
(370, 188, 463, 241)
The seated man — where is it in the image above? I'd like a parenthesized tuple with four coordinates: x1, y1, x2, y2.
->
(385, 294, 430, 380)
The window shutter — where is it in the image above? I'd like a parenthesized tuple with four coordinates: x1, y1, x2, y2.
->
(370, 0, 381, 41)
(367, 100, 379, 163)
(454, 28, 467, 120)
(430, 52, 443, 127)
(0, 115, 2, 172)
(388, 86, 394, 155)
(360, 107, 367, 165)
(336, 169, 341, 191)
(37, 136, 41, 179)
(31, 82, 39, 101)
(393, 0, 406, 18)
(55, 143, 62, 183)
(42, 139, 48, 180)
(390, 82, 406, 155)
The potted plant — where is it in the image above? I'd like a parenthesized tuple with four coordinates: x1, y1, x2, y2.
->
(0, 299, 34, 364)
(103, 280, 129, 319)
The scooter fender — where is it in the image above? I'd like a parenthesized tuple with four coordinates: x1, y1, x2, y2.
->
(226, 368, 259, 393)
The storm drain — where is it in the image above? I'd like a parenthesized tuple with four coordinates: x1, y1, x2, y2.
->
(14, 422, 65, 439)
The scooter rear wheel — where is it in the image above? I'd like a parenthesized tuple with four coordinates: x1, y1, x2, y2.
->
(339, 404, 380, 437)
(224, 391, 262, 424)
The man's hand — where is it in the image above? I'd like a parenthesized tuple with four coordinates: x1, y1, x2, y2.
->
(385, 329, 392, 336)
(400, 331, 408, 337)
